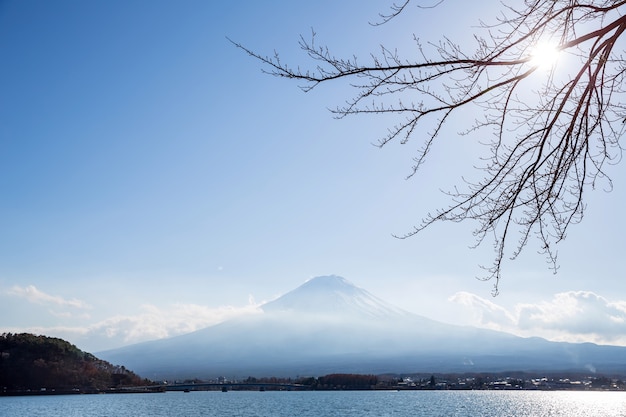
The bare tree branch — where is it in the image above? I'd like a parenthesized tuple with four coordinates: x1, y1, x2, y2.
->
(232, 0, 626, 294)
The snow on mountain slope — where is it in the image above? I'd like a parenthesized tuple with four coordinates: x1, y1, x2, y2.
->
(261, 275, 411, 319)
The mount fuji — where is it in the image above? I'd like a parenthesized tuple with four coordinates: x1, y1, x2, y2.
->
(97, 276, 626, 379)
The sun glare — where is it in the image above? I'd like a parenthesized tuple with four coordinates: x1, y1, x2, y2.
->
(529, 42, 560, 69)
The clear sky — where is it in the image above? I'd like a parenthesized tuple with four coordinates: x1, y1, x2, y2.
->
(2, 0, 626, 353)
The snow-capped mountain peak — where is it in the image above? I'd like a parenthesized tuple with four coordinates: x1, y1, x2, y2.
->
(261, 275, 409, 319)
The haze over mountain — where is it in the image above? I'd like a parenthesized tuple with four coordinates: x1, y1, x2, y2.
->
(97, 276, 626, 380)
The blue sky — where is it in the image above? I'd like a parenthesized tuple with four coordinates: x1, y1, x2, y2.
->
(2, 0, 626, 353)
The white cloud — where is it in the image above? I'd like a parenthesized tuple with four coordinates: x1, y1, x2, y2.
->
(6, 285, 91, 309)
(448, 291, 516, 330)
(1, 299, 263, 353)
(449, 290, 626, 346)
(517, 291, 626, 340)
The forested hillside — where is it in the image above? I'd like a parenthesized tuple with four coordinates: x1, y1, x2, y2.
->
(0, 333, 151, 393)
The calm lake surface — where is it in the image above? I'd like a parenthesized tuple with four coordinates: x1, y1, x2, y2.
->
(2, 390, 626, 416)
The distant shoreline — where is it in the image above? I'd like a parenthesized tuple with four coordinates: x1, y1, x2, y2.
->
(2, 385, 625, 396)
(1, 387, 166, 397)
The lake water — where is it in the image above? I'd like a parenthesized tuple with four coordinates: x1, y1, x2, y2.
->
(2, 390, 626, 416)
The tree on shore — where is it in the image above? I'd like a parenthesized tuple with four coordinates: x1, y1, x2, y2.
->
(0, 333, 149, 392)
(233, 1, 626, 293)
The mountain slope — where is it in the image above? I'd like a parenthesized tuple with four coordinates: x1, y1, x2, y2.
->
(97, 276, 626, 379)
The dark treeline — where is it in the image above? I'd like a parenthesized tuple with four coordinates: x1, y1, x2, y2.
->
(0, 333, 152, 394)
(308, 374, 378, 390)
(243, 374, 377, 390)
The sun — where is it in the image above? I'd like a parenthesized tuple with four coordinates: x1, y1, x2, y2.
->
(529, 42, 560, 69)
